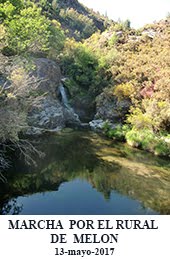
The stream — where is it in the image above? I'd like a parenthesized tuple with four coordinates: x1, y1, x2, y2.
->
(0, 130, 170, 215)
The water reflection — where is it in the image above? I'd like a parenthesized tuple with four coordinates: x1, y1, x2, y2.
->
(0, 131, 170, 214)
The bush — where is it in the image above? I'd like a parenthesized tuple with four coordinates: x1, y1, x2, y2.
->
(125, 129, 170, 156)
(114, 82, 134, 100)
(61, 39, 106, 99)
(126, 129, 155, 149)
(154, 139, 170, 157)
(0, 1, 65, 56)
(103, 123, 130, 141)
(127, 108, 154, 130)
(0, 60, 43, 176)
(59, 8, 96, 39)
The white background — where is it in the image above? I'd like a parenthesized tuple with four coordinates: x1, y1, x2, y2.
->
(0, 215, 169, 259)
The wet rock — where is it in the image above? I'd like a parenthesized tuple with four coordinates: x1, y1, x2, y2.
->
(63, 107, 81, 127)
(71, 96, 95, 122)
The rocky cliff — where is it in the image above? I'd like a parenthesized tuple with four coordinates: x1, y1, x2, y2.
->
(26, 58, 80, 135)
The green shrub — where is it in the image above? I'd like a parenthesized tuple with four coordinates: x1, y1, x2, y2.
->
(103, 123, 130, 141)
(125, 129, 170, 156)
(127, 108, 154, 130)
(154, 139, 170, 157)
(126, 129, 156, 149)
(108, 33, 118, 46)
(0, 1, 65, 56)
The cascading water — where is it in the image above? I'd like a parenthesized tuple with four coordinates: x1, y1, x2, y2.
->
(58, 84, 80, 123)
(58, 84, 70, 109)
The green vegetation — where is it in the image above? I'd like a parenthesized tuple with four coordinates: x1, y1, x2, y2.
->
(83, 18, 170, 156)
(0, 0, 170, 178)
(0, 0, 65, 56)
(61, 38, 109, 100)
(59, 8, 96, 39)
(103, 123, 130, 141)
(126, 129, 170, 156)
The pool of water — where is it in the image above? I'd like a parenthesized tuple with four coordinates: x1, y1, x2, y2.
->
(0, 131, 170, 215)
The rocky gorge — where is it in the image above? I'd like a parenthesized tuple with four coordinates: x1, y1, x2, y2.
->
(24, 58, 81, 135)
(3, 57, 124, 135)
(25, 57, 130, 134)
(0, 55, 123, 137)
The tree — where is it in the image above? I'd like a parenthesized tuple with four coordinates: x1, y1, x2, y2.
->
(0, 58, 44, 180)
(1, 0, 65, 56)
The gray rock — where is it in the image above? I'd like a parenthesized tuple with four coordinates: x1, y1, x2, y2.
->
(26, 58, 65, 133)
(28, 97, 65, 130)
(89, 119, 105, 131)
(27, 58, 81, 134)
(63, 107, 81, 127)
(95, 91, 131, 123)
(32, 58, 61, 97)
(142, 29, 157, 39)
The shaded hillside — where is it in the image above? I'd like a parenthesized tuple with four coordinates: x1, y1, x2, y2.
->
(44, 0, 114, 40)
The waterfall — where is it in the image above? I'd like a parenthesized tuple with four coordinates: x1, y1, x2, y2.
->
(58, 84, 70, 109)
(58, 84, 80, 123)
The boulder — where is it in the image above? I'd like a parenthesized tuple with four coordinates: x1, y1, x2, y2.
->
(63, 107, 81, 127)
(27, 58, 81, 134)
(26, 58, 65, 134)
(32, 58, 61, 97)
(28, 97, 65, 131)
(89, 119, 105, 131)
(95, 91, 130, 123)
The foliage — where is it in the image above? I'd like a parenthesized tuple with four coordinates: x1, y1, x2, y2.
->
(0, 0, 65, 56)
(125, 129, 156, 149)
(125, 129, 170, 156)
(51, 0, 115, 41)
(86, 19, 170, 132)
(82, 18, 170, 156)
(5, 7, 50, 54)
(114, 82, 134, 100)
(48, 19, 65, 58)
(59, 8, 96, 40)
(108, 32, 118, 46)
(0, 58, 44, 177)
(61, 38, 108, 100)
(103, 123, 130, 141)
(127, 108, 154, 130)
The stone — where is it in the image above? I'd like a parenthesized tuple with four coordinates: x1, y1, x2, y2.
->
(89, 119, 105, 131)
(63, 107, 81, 127)
(95, 91, 131, 123)
(27, 97, 65, 131)
(33, 58, 61, 97)
(27, 58, 81, 134)
(26, 58, 65, 133)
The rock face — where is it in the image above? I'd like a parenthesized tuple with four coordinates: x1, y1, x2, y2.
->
(33, 58, 61, 97)
(95, 91, 130, 122)
(27, 58, 80, 135)
(71, 96, 95, 122)
(27, 97, 65, 134)
(89, 91, 130, 131)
